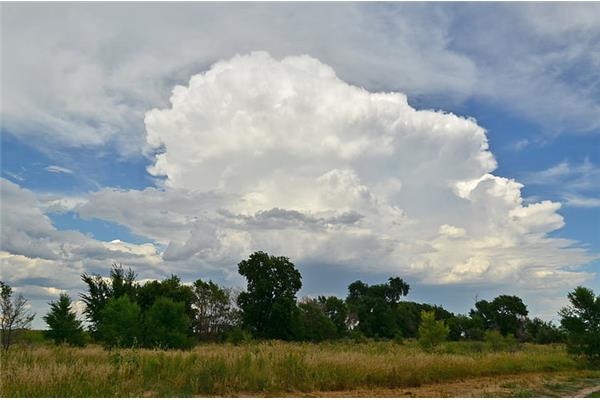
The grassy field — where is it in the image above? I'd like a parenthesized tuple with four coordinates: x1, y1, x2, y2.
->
(0, 340, 596, 397)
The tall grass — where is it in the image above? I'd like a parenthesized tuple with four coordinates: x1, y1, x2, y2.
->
(0, 341, 579, 397)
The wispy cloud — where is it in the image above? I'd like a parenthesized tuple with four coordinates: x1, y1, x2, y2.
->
(563, 194, 600, 208)
(4, 170, 25, 182)
(509, 139, 530, 152)
(44, 165, 73, 174)
(523, 158, 600, 208)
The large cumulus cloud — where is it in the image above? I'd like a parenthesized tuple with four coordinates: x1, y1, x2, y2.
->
(78, 53, 594, 290)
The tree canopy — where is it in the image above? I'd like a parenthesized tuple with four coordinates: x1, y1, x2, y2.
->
(237, 251, 302, 340)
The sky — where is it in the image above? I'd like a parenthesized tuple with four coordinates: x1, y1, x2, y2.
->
(1, 3, 599, 328)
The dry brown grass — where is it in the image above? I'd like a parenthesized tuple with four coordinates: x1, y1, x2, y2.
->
(0, 340, 583, 397)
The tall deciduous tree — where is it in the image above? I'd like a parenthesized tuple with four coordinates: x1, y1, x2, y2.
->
(470, 295, 528, 337)
(346, 277, 410, 338)
(44, 293, 86, 346)
(191, 279, 238, 341)
(237, 251, 302, 340)
(560, 286, 600, 365)
(80, 264, 137, 334)
(0, 281, 35, 351)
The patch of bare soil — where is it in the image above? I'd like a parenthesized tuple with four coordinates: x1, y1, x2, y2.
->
(262, 371, 600, 398)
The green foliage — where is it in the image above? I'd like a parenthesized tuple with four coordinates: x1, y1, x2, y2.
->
(560, 286, 600, 365)
(97, 295, 141, 348)
(143, 297, 192, 349)
(470, 295, 528, 337)
(395, 301, 453, 339)
(237, 251, 302, 340)
(17, 330, 50, 346)
(418, 310, 449, 351)
(43, 293, 86, 346)
(317, 296, 348, 337)
(226, 326, 252, 345)
(484, 330, 520, 352)
(80, 264, 137, 334)
(192, 279, 238, 341)
(346, 277, 410, 338)
(393, 330, 404, 345)
(524, 318, 564, 344)
(137, 275, 194, 318)
(298, 299, 337, 342)
(348, 329, 368, 343)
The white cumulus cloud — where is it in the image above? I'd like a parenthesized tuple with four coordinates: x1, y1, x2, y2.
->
(79, 53, 595, 292)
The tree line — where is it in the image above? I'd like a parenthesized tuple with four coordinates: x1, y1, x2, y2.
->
(1, 251, 598, 364)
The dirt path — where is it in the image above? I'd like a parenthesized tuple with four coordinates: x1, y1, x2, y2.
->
(266, 370, 600, 398)
(572, 385, 600, 398)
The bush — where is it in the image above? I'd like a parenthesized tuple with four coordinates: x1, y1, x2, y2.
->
(417, 310, 448, 351)
(393, 330, 404, 345)
(484, 330, 521, 352)
(348, 329, 368, 344)
(226, 326, 252, 345)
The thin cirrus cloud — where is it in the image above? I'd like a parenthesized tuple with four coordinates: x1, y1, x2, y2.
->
(522, 159, 600, 208)
(44, 165, 73, 175)
(1, 3, 599, 158)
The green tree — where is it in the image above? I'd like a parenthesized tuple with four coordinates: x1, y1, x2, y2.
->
(191, 279, 238, 341)
(470, 295, 528, 337)
(237, 251, 302, 340)
(560, 286, 600, 365)
(0, 281, 35, 351)
(43, 293, 86, 346)
(96, 295, 141, 348)
(137, 275, 194, 319)
(298, 298, 337, 342)
(81, 264, 137, 334)
(417, 310, 449, 351)
(346, 277, 410, 338)
(524, 317, 564, 344)
(396, 301, 454, 339)
(318, 296, 348, 337)
(143, 297, 192, 349)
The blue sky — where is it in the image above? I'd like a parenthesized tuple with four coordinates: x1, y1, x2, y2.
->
(1, 3, 599, 327)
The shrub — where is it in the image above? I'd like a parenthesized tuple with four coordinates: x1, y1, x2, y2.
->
(226, 326, 252, 345)
(417, 310, 448, 351)
(393, 330, 404, 345)
(348, 329, 368, 344)
(484, 330, 521, 352)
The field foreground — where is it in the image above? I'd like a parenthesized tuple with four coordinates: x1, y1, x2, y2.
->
(1, 341, 599, 397)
